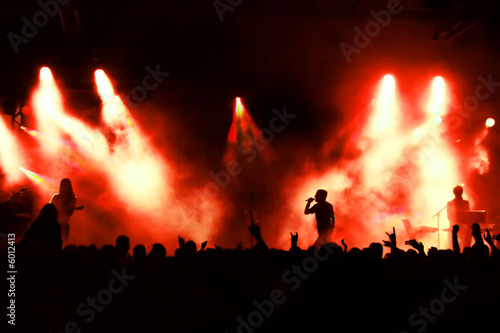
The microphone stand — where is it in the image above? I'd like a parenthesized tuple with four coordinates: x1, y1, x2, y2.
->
(432, 202, 451, 249)
(1, 187, 26, 207)
(1, 187, 26, 223)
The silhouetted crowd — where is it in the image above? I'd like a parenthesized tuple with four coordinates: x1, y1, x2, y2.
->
(3, 203, 500, 333)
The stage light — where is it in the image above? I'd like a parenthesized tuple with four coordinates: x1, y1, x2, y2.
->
(368, 74, 399, 136)
(427, 76, 447, 117)
(21, 105, 31, 115)
(40, 67, 52, 81)
(94, 69, 115, 103)
(235, 97, 244, 118)
(433, 76, 444, 86)
(486, 118, 495, 128)
(20, 167, 58, 192)
(33, 66, 64, 121)
(224, 97, 275, 164)
(381, 75, 395, 96)
(434, 116, 442, 125)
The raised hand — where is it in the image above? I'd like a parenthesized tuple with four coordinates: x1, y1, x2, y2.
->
(385, 227, 397, 248)
(290, 232, 298, 247)
(452, 224, 459, 234)
(200, 240, 207, 251)
(178, 235, 185, 248)
(408, 239, 425, 255)
(249, 224, 261, 237)
(341, 239, 348, 252)
(248, 224, 268, 250)
(484, 229, 492, 243)
(471, 223, 484, 245)
(484, 229, 499, 252)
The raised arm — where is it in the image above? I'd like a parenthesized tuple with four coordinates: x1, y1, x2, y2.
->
(452, 225, 460, 254)
(483, 229, 499, 253)
(383, 227, 400, 253)
(408, 239, 426, 256)
(472, 223, 484, 246)
(249, 224, 268, 251)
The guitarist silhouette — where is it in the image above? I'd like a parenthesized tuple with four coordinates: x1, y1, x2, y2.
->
(50, 178, 82, 243)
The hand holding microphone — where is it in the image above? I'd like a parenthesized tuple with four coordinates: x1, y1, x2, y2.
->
(306, 197, 315, 203)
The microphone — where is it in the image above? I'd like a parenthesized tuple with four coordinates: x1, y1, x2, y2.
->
(305, 197, 314, 202)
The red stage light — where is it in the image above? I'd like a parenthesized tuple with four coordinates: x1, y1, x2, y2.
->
(21, 105, 31, 115)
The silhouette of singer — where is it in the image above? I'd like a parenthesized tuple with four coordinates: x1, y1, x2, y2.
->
(305, 189, 335, 247)
(50, 178, 77, 244)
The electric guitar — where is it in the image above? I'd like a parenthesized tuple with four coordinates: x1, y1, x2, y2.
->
(71, 206, 84, 212)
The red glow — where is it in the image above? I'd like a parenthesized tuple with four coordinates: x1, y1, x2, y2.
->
(22, 106, 32, 115)
(0, 115, 24, 184)
(471, 128, 491, 175)
(368, 74, 398, 136)
(14, 68, 225, 251)
(1, 70, 488, 253)
(287, 74, 462, 250)
(223, 97, 274, 164)
(471, 145, 490, 175)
